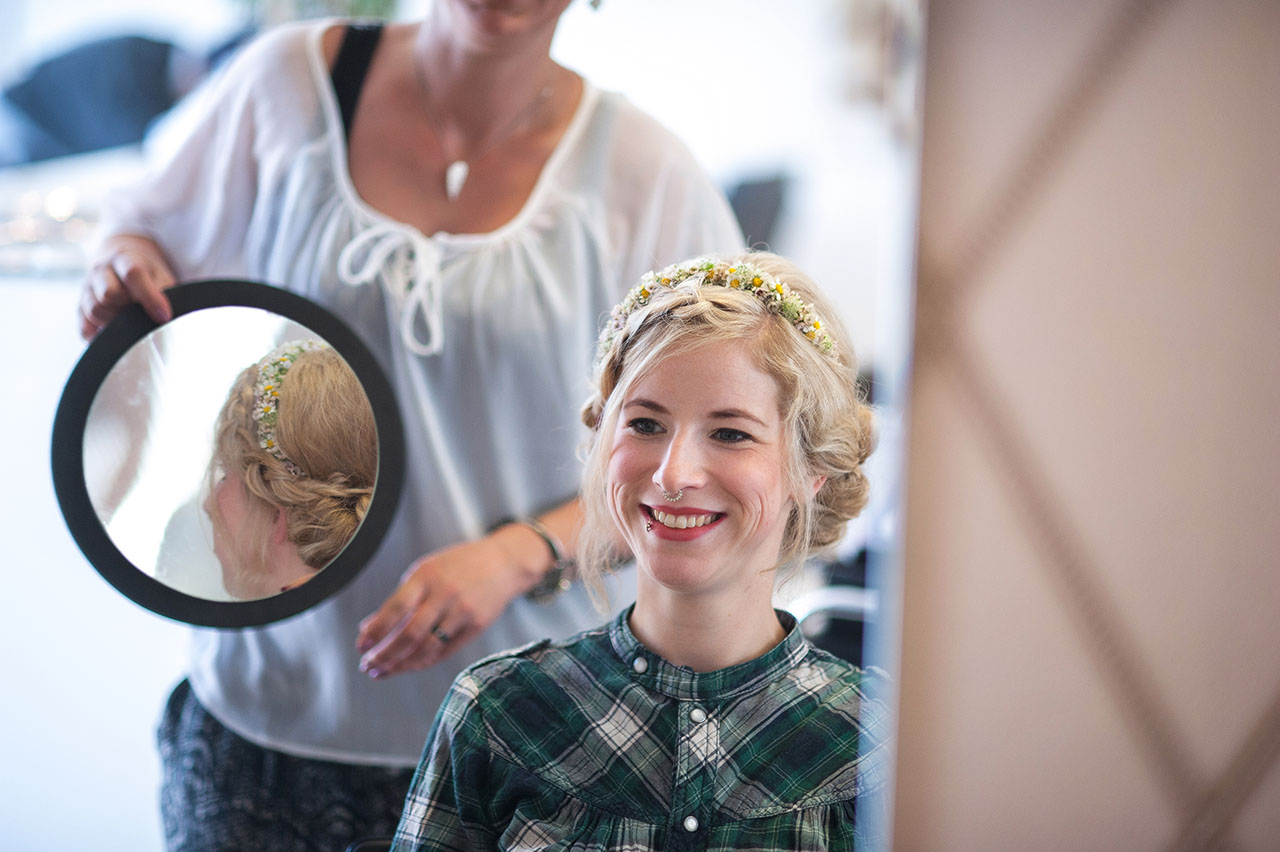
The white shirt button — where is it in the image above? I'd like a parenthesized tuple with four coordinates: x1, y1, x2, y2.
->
(632, 656, 648, 674)
(683, 815, 699, 832)
(689, 707, 707, 724)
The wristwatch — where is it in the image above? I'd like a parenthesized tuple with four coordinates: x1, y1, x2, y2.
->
(502, 516, 574, 603)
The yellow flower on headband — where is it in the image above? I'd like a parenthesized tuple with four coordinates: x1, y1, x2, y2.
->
(596, 258, 837, 364)
(251, 339, 328, 476)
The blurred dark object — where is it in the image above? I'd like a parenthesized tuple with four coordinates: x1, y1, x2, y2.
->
(795, 548, 873, 666)
(0, 29, 253, 167)
(859, 367, 879, 405)
(726, 174, 789, 248)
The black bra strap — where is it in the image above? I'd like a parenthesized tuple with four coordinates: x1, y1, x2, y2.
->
(331, 23, 384, 140)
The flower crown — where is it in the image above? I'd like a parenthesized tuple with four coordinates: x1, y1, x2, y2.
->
(252, 339, 327, 476)
(596, 258, 837, 363)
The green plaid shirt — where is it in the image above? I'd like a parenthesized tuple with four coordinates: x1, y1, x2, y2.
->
(392, 606, 891, 851)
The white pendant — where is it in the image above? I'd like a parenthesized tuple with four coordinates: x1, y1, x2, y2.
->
(444, 160, 469, 201)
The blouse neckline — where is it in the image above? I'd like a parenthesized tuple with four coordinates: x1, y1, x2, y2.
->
(306, 19, 599, 245)
(608, 605, 811, 702)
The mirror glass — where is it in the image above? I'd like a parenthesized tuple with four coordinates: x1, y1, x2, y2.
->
(52, 280, 405, 627)
(82, 306, 373, 602)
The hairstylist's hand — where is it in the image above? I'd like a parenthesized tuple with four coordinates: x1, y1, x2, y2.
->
(355, 525, 544, 680)
(80, 234, 176, 339)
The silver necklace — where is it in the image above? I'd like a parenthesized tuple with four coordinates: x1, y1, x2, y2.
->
(411, 58, 554, 201)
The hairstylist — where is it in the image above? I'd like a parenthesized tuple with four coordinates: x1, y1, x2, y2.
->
(79, 2, 743, 849)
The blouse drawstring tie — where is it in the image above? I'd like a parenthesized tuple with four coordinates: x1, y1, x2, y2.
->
(338, 223, 445, 356)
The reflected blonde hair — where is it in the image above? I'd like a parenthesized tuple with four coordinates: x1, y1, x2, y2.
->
(578, 252, 875, 606)
(208, 346, 376, 574)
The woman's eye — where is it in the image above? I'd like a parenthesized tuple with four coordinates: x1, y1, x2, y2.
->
(712, 427, 751, 444)
(626, 417, 662, 435)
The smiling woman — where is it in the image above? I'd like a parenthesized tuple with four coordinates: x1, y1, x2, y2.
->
(605, 338, 798, 662)
(581, 254, 877, 666)
(390, 252, 890, 851)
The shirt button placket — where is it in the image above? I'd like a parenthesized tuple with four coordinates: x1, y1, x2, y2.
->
(674, 704, 710, 845)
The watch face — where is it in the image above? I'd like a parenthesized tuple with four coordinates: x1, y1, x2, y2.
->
(53, 280, 405, 627)
(525, 563, 573, 603)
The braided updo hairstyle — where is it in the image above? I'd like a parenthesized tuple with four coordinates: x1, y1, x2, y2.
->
(577, 252, 876, 605)
(209, 346, 376, 580)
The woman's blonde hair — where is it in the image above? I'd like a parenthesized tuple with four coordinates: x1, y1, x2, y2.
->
(208, 345, 377, 578)
(577, 252, 875, 605)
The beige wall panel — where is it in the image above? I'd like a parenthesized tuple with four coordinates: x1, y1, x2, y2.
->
(894, 0, 1280, 848)
(1236, 757, 1280, 849)
(962, 0, 1280, 771)
(896, 372, 1174, 851)
(913, 0, 1112, 261)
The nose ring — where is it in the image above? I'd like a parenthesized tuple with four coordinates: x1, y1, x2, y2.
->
(661, 488, 684, 502)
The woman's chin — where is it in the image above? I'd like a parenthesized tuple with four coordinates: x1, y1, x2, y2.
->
(637, 558, 721, 596)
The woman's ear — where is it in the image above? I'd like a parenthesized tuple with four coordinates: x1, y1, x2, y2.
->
(810, 475, 827, 497)
(272, 507, 290, 545)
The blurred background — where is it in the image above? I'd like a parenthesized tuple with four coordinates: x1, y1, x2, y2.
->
(0, 1, 919, 848)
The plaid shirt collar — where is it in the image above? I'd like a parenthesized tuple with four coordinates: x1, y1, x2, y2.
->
(606, 604, 810, 702)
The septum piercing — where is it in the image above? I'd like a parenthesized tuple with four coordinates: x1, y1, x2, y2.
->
(661, 488, 684, 502)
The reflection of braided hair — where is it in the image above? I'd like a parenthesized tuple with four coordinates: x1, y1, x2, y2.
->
(210, 347, 376, 572)
(578, 252, 875, 605)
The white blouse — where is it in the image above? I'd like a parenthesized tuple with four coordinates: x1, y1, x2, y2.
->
(101, 19, 744, 765)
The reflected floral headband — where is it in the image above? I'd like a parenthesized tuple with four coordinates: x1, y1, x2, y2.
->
(596, 258, 837, 363)
(252, 339, 327, 476)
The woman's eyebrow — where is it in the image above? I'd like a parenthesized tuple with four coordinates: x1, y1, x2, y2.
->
(710, 408, 768, 428)
(626, 398, 768, 429)
(624, 398, 668, 414)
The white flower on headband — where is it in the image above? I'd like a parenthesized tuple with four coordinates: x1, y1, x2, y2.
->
(596, 258, 837, 363)
(251, 339, 327, 476)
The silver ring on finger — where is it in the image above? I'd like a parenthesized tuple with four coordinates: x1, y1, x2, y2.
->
(432, 627, 452, 644)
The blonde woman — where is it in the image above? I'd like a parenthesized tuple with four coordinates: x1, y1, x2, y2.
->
(204, 341, 375, 600)
(393, 253, 890, 851)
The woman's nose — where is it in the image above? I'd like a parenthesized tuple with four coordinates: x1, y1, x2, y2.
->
(653, 432, 704, 494)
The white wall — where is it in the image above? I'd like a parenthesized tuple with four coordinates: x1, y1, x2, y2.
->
(0, 276, 190, 851)
(893, 1, 1280, 848)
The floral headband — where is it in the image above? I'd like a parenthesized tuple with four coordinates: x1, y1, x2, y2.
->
(596, 258, 837, 364)
(252, 339, 327, 476)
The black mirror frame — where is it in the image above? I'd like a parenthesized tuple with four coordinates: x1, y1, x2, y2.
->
(51, 280, 405, 627)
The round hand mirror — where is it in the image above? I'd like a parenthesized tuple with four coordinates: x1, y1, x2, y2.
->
(51, 280, 405, 627)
